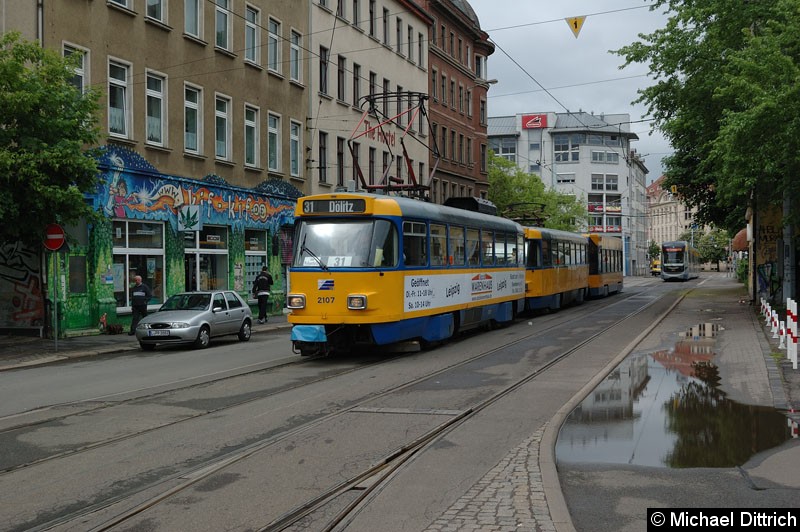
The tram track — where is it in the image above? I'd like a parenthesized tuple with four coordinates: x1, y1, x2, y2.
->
(75, 287, 672, 532)
(2, 283, 671, 532)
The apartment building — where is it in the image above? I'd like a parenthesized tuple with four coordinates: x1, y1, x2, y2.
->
(307, 0, 432, 196)
(646, 175, 703, 245)
(417, 0, 494, 204)
(0, 0, 309, 333)
(488, 111, 649, 275)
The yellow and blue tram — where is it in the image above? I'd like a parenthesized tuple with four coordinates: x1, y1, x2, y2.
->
(586, 233, 624, 297)
(523, 227, 590, 310)
(287, 193, 526, 356)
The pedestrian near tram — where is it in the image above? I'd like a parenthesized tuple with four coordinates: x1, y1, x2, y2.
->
(253, 266, 274, 323)
(129, 275, 152, 335)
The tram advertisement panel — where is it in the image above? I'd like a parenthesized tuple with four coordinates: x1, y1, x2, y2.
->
(404, 271, 525, 312)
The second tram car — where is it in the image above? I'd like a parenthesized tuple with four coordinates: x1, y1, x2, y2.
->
(287, 193, 526, 356)
(660, 240, 700, 281)
(523, 227, 590, 310)
(586, 234, 624, 297)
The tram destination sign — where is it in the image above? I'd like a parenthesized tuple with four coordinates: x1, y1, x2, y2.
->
(303, 198, 367, 214)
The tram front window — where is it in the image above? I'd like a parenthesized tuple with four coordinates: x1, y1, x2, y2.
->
(294, 220, 398, 268)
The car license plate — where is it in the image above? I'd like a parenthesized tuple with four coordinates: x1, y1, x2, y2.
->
(149, 330, 170, 337)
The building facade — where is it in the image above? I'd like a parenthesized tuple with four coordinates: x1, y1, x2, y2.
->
(0, 0, 309, 334)
(488, 112, 648, 275)
(418, 0, 494, 204)
(306, 0, 432, 196)
(646, 175, 703, 246)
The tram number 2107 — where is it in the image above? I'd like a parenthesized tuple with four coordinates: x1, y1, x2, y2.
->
(317, 296, 335, 304)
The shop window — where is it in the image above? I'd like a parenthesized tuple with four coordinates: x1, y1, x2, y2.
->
(184, 225, 229, 291)
(245, 229, 268, 292)
(112, 220, 165, 308)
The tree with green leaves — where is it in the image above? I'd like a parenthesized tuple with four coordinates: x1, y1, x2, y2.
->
(0, 31, 102, 248)
(487, 152, 587, 231)
(614, 0, 800, 234)
(647, 240, 661, 261)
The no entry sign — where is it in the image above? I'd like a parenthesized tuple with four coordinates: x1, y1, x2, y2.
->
(43, 224, 66, 251)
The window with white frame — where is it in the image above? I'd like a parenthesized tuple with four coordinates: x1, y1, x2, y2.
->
(63, 44, 88, 93)
(606, 151, 620, 163)
(337, 55, 347, 101)
(215, 0, 230, 50)
(418, 32, 425, 67)
(368, 0, 376, 36)
(290, 30, 302, 82)
(352, 0, 359, 26)
(245, 5, 260, 65)
(184, 84, 202, 153)
(146, 0, 165, 22)
(605, 174, 618, 191)
(145, 72, 166, 145)
(382, 8, 389, 45)
(290, 120, 301, 177)
(591, 173, 604, 190)
(554, 133, 583, 162)
(336, 0, 344, 17)
(108, 59, 131, 138)
(185, 0, 201, 37)
(244, 105, 259, 167)
(109, 0, 130, 8)
(396, 17, 403, 54)
(407, 25, 413, 61)
(556, 173, 575, 184)
(215, 95, 231, 159)
(268, 18, 281, 73)
(268, 113, 280, 171)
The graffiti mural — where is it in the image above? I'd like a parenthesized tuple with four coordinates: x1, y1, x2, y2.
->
(96, 147, 298, 233)
(756, 207, 782, 303)
(0, 242, 43, 328)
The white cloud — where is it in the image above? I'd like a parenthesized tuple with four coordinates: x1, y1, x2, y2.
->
(470, 0, 672, 180)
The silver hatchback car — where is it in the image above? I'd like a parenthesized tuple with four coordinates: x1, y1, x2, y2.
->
(135, 290, 253, 350)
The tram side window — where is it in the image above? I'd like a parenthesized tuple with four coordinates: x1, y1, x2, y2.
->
(466, 228, 480, 266)
(516, 234, 524, 266)
(482, 230, 495, 265)
(527, 239, 542, 268)
(449, 225, 466, 266)
(402, 221, 428, 266)
(541, 238, 552, 267)
(430, 223, 447, 266)
(372, 219, 399, 267)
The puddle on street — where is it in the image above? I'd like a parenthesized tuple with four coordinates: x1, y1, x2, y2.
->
(556, 323, 792, 468)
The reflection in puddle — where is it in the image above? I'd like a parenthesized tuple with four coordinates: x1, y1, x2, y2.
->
(556, 323, 791, 468)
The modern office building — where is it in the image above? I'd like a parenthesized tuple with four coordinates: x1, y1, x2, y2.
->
(488, 111, 648, 275)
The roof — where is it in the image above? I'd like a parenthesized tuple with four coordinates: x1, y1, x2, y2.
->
(554, 112, 639, 139)
(487, 116, 518, 137)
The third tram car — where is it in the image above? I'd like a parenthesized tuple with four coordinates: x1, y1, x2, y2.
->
(660, 240, 700, 281)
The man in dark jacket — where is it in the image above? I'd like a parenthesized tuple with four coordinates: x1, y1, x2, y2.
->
(252, 266, 274, 323)
(129, 275, 153, 335)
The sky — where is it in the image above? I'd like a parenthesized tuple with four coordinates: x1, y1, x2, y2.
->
(468, 0, 672, 181)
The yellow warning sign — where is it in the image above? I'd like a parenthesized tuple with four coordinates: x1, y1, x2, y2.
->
(565, 16, 586, 38)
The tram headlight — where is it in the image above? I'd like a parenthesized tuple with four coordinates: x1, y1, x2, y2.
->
(347, 295, 367, 310)
(287, 294, 306, 309)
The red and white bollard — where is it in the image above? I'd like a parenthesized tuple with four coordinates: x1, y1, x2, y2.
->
(779, 321, 786, 350)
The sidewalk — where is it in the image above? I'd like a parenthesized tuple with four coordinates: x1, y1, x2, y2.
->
(0, 313, 292, 372)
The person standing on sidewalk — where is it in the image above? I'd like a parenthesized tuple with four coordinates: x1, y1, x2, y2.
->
(252, 266, 274, 324)
(129, 275, 152, 335)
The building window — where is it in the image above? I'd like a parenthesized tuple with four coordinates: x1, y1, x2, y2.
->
(337, 55, 347, 101)
(352, 0, 359, 26)
(591, 174, 604, 190)
(184, 84, 202, 154)
(352, 141, 360, 182)
(407, 25, 414, 61)
(112, 220, 165, 308)
(109, 0, 130, 8)
(396, 154, 402, 181)
(184, 0, 201, 36)
(382, 78, 390, 116)
(466, 89, 472, 117)
(475, 55, 485, 78)
(458, 84, 464, 113)
(554, 133, 583, 162)
(449, 79, 455, 108)
(108, 59, 131, 138)
(606, 174, 619, 191)
(440, 74, 447, 104)
(418, 32, 425, 68)
(382, 8, 390, 45)
(145, 72, 166, 145)
(396, 84, 404, 126)
(245, 229, 269, 291)
(290, 120, 302, 177)
(290, 30, 302, 82)
(352, 63, 361, 106)
(431, 68, 438, 101)
(147, 0, 165, 23)
(245, 5, 260, 65)
(215, 0, 230, 50)
(215, 94, 231, 160)
(490, 137, 516, 162)
(556, 173, 575, 184)
(396, 17, 403, 54)
(63, 44, 88, 93)
(268, 18, 281, 73)
(337, 137, 346, 186)
(319, 46, 329, 95)
(369, 0, 376, 37)
(479, 99, 486, 125)
(467, 138, 472, 165)
(336, 0, 345, 17)
(369, 147, 376, 185)
(318, 131, 328, 183)
(369, 71, 377, 113)
(244, 105, 259, 167)
(480, 144, 487, 172)
(268, 113, 280, 171)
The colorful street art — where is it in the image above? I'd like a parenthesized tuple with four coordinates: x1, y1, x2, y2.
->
(96, 147, 298, 233)
(0, 242, 43, 328)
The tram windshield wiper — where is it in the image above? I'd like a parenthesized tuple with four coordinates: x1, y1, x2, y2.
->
(301, 235, 328, 271)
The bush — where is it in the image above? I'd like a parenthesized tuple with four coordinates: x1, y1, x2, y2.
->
(735, 259, 748, 286)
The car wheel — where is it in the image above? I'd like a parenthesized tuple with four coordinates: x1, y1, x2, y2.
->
(238, 320, 252, 341)
(140, 342, 155, 351)
(194, 325, 211, 349)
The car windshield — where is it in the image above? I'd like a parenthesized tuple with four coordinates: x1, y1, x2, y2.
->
(160, 293, 211, 311)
